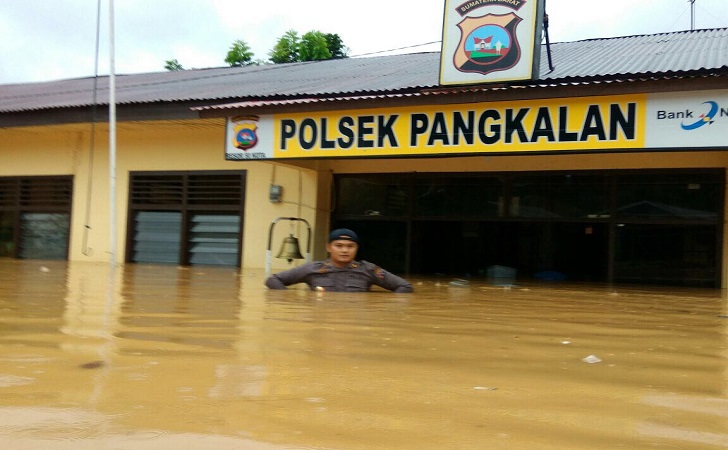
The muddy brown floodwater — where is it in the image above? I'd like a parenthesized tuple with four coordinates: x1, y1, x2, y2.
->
(0, 259, 726, 449)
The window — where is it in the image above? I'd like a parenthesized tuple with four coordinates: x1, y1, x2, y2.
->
(131, 211, 182, 264)
(127, 171, 246, 267)
(19, 213, 70, 259)
(335, 177, 408, 217)
(188, 214, 241, 266)
(616, 172, 722, 220)
(414, 176, 504, 218)
(511, 173, 609, 218)
(0, 176, 72, 260)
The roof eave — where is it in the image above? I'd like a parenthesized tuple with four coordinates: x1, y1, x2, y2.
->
(193, 67, 728, 116)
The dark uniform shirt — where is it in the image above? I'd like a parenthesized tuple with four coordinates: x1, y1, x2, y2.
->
(265, 260, 413, 293)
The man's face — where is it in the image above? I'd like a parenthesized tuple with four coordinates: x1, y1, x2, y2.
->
(326, 239, 358, 267)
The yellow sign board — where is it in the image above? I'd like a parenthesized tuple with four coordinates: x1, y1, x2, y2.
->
(225, 91, 728, 160)
(269, 94, 645, 159)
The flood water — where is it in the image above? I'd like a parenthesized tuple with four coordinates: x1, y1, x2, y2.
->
(0, 259, 727, 450)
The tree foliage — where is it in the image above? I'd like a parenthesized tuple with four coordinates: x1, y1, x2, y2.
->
(299, 31, 331, 61)
(323, 33, 348, 59)
(269, 30, 300, 64)
(165, 31, 348, 70)
(164, 59, 184, 71)
(225, 39, 256, 67)
(269, 30, 348, 63)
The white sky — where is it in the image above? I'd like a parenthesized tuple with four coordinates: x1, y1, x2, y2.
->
(0, 0, 726, 85)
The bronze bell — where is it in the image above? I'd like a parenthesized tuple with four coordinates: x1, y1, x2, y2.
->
(276, 234, 304, 262)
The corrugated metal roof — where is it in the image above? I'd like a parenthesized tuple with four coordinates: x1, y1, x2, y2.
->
(1, 28, 727, 114)
(542, 28, 728, 77)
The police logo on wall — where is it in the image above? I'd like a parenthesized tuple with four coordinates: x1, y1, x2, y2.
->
(225, 114, 271, 160)
(440, 0, 543, 85)
(232, 115, 259, 150)
(454, 12, 522, 76)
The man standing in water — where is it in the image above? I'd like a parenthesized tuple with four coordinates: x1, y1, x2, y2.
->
(265, 228, 413, 293)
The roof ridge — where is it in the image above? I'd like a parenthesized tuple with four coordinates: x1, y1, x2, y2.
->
(552, 26, 728, 44)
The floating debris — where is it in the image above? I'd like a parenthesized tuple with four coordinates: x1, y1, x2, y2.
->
(582, 355, 602, 364)
(79, 361, 105, 369)
(449, 279, 470, 287)
(473, 386, 498, 391)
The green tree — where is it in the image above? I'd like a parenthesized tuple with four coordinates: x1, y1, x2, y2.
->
(164, 59, 184, 71)
(324, 33, 348, 59)
(269, 30, 349, 63)
(299, 31, 331, 61)
(269, 30, 300, 64)
(225, 39, 256, 66)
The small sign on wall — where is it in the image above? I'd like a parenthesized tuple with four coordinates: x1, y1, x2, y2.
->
(440, 0, 545, 86)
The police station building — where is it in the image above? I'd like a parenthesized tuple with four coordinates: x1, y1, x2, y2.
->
(1, 18, 728, 288)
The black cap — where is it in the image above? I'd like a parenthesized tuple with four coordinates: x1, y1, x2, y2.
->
(328, 228, 358, 243)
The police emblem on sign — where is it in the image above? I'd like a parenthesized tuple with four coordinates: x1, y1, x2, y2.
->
(440, 0, 542, 85)
(453, 13, 522, 76)
(232, 115, 259, 151)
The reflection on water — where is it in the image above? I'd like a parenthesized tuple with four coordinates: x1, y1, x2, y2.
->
(0, 259, 726, 449)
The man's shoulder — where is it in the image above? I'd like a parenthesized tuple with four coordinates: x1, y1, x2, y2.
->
(358, 260, 386, 276)
(299, 260, 336, 273)
(358, 260, 379, 270)
(277, 260, 322, 273)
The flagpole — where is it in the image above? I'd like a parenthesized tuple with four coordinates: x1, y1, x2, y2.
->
(108, 0, 117, 266)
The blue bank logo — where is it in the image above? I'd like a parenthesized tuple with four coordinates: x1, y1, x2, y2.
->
(680, 101, 719, 130)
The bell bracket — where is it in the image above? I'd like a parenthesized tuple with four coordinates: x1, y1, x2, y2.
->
(265, 217, 312, 277)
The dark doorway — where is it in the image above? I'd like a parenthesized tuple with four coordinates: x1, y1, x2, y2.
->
(331, 170, 723, 288)
(408, 221, 608, 282)
(614, 224, 717, 287)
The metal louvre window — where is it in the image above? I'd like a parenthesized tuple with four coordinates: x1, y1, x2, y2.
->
(0, 176, 72, 260)
(188, 214, 241, 266)
(132, 211, 182, 264)
(127, 171, 246, 267)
